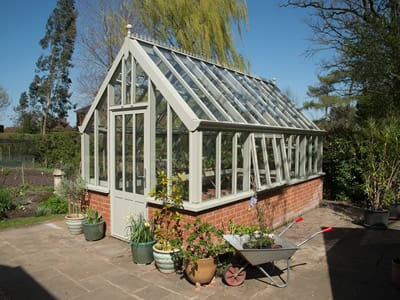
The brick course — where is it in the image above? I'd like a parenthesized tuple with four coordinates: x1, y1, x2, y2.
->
(87, 177, 323, 237)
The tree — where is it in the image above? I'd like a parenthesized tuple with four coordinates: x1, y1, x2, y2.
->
(75, 0, 145, 101)
(285, 0, 400, 119)
(304, 70, 353, 121)
(13, 92, 41, 133)
(29, 0, 77, 135)
(132, 0, 249, 70)
(0, 85, 10, 113)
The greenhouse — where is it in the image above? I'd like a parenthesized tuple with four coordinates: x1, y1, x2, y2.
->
(80, 28, 325, 239)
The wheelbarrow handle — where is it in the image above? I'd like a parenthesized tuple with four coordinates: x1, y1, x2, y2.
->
(297, 227, 333, 247)
(278, 217, 304, 237)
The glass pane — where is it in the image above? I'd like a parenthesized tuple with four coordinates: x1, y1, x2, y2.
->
(154, 56, 210, 120)
(135, 114, 145, 194)
(87, 117, 95, 183)
(221, 132, 233, 197)
(111, 63, 122, 106)
(197, 62, 256, 123)
(135, 62, 148, 103)
(155, 89, 167, 175)
(266, 137, 278, 184)
(236, 133, 246, 193)
(115, 115, 123, 190)
(98, 95, 108, 183)
(125, 115, 133, 192)
(171, 109, 189, 201)
(172, 109, 189, 174)
(202, 131, 217, 201)
(255, 137, 268, 186)
(168, 54, 227, 121)
(125, 54, 132, 104)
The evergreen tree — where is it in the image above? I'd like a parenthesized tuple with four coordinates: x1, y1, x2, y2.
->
(13, 92, 41, 133)
(285, 0, 400, 120)
(133, 0, 249, 70)
(0, 85, 10, 113)
(304, 70, 353, 121)
(29, 0, 77, 135)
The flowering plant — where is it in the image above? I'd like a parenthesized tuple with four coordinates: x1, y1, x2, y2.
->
(126, 213, 154, 244)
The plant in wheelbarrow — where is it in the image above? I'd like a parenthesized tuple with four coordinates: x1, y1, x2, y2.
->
(222, 220, 333, 288)
(180, 218, 230, 289)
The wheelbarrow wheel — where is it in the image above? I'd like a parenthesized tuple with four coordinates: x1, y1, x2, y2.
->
(223, 264, 246, 286)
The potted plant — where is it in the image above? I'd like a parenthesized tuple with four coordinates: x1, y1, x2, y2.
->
(358, 117, 400, 228)
(82, 207, 105, 241)
(126, 213, 156, 264)
(180, 218, 229, 286)
(149, 171, 185, 273)
(57, 176, 86, 234)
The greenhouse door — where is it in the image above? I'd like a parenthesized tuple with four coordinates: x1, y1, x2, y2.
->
(110, 110, 149, 240)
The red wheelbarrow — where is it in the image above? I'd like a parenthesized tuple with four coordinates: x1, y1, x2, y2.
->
(222, 217, 332, 288)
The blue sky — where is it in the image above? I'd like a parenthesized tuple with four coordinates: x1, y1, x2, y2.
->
(0, 0, 326, 127)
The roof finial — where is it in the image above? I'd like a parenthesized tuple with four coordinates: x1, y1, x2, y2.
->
(126, 24, 132, 38)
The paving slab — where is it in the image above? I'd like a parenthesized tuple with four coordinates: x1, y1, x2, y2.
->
(0, 203, 400, 299)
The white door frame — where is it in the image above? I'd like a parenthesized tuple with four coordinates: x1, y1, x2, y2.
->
(110, 108, 150, 240)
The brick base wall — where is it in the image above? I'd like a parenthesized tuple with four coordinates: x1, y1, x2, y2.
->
(88, 177, 323, 237)
(86, 191, 111, 235)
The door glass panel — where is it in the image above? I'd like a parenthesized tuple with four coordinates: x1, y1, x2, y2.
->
(115, 115, 123, 191)
(125, 115, 133, 192)
(135, 113, 145, 195)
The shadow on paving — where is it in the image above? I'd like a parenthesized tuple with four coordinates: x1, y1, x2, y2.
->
(0, 265, 55, 299)
(323, 226, 400, 299)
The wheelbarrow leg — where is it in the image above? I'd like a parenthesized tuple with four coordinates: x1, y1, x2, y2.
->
(257, 259, 291, 288)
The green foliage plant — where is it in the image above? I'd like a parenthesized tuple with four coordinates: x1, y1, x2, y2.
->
(149, 171, 185, 251)
(0, 189, 16, 219)
(57, 177, 86, 217)
(180, 218, 229, 265)
(358, 117, 400, 211)
(85, 206, 103, 224)
(39, 194, 68, 214)
(126, 213, 154, 244)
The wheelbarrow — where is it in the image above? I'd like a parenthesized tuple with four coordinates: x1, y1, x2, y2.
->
(222, 217, 332, 288)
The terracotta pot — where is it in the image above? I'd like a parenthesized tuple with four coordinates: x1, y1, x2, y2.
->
(185, 257, 217, 284)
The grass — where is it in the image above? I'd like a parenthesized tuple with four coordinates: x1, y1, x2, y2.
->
(0, 214, 64, 230)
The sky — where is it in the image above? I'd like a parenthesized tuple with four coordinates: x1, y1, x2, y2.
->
(0, 0, 327, 128)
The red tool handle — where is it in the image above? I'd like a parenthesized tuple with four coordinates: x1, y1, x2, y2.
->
(295, 217, 304, 223)
(322, 226, 333, 233)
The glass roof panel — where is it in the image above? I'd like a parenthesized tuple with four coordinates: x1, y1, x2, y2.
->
(136, 39, 320, 132)
(196, 61, 258, 124)
(167, 53, 228, 121)
(148, 47, 210, 120)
